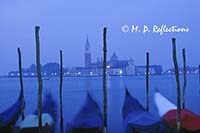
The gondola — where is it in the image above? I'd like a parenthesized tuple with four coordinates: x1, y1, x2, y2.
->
(154, 90, 177, 117)
(66, 92, 103, 133)
(0, 88, 24, 132)
(154, 91, 200, 132)
(122, 88, 160, 133)
(18, 92, 57, 133)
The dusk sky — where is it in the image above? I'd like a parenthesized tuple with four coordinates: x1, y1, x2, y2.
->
(0, 0, 199, 75)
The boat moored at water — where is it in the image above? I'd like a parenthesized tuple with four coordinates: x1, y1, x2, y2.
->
(0, 88, 24, 133)
(154, 91, 200, 132)
(123, 88, 160, 133)
(66, 92, 103, 133)
(17, 92, 57, 133)
(154, 90, 177, 117)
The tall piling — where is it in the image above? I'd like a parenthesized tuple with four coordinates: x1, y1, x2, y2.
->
(59, 50, 64, 133)
(146, 52, 149, 112)
(172, 38, 181, 133)
(17, 48, 25, 120)
(35, 26, 43, 133)
(182, 48, 187, 109)
(103, 27, 107, 133)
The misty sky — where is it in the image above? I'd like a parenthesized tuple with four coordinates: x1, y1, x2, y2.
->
(0, 0, 199, 75)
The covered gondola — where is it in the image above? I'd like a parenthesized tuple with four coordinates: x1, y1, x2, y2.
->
(66, 92, 103, 133)
(123, 89, 160, 133)
(0, 88, 24, 132)
(154, 91, 200, 132)
(18, 92, 57, 133)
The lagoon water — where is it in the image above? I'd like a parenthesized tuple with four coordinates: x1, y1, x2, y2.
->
(0, 75, 200, 133)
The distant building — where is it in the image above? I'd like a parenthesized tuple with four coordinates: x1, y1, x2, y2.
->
(106, 53, 135, 75)
(8, 37, 166, 77)
(84, 36, 91, 67)
(82, 36, 136, 76)
(135, 65, 162, 75)
(8, 63, 60, 77)
(164, 66, 199, 74)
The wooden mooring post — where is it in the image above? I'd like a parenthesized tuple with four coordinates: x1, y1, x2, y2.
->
(199, 65, 200, 95)
(103, 27, 107, 133)
(35, 26, 43, 133)
(172, 38, 181, 133)
(59, 50, 64, 133)
(17, 48, 25, 120)
(182, 48, 187, 109)
(146, 52, 149, 112)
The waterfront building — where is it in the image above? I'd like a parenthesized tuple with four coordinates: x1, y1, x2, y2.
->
(8, 37, 166, 77)
(135, 65, 163, 75)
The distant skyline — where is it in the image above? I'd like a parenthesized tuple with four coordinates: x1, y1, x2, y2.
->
(0, 0, 200, 75)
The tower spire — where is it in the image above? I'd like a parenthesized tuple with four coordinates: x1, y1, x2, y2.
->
(85, 35, 91, 67)
(85, 35, 90, 52)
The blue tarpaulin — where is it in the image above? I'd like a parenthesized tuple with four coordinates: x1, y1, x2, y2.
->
(68, 92, 103, 132)
(123, 89, 160, 133)
(0, 98, 22, 130)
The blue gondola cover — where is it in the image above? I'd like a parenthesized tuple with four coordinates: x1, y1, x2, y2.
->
(123, 89, 160, 133)
(0, 98, 22, 131)
(68, 92, 103, 132)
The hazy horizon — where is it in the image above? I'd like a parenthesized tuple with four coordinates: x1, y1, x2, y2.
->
(1, 0, 200, 75)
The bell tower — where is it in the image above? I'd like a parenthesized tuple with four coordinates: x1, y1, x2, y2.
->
(85, 36, 91, 67)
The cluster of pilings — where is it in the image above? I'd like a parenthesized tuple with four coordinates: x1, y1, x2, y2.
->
(16, 26, 200, 133)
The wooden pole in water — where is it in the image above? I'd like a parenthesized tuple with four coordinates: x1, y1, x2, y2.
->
(17, 48, 25, 120)
(172, 38, 181, 133)
(146, 52, 149, 112)
(59, 50, 64, 133)
(199, 65, 200, 95)
(182, 48, 187, 109)
(103, 27, 107, 133)
(35, 26, 43, 133)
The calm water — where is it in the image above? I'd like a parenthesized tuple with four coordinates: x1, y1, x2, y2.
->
(0, 75, 200, 133)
